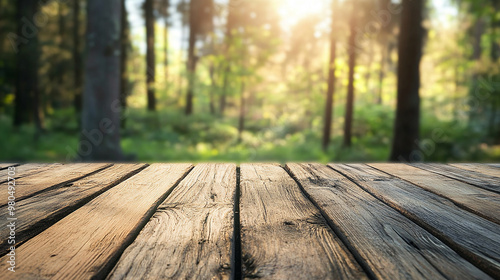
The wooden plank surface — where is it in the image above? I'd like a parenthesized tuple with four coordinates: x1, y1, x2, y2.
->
(413, 163, 500, 193)
(450, 163, 500, 178)
(0, 163, 62, 184)
(0, 163, 17, 170)
(331, 163, 500, 278)
(370, 163, 500, 225)
(239, 164, 368, 279)
(108, 163, 236, 279)
(0, 164, 193, 280)
(287, 163, 490, 280)
(0, 164, 146, 255)
(0, 163, 111, 206)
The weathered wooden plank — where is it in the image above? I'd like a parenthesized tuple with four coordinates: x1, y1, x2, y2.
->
(0, 164, 193, 280)
(108, 163, 236, 279)
(239, 164, 368, 279)
(488, 164, 500, 168)
(0, 163, 111, 206)
(0, 164, 147, 255)
(370, 163, 500, 225)
(0, 163, 17, 170)
(450, 163, 500, 178)
(287, 163, 490, 280)
(413, 163, 500, 193)
(0, 163, 62, 183)
(332, 163, 500, 278)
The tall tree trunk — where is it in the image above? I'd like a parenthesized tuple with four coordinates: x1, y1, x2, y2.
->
(322, 0, 338, 151)
(58, 2, 66, 94)
(73, 0, 83, 113)
(377, 44, 387, 104)
(120, 0, 129, 128)
(220, 0, 236, 116)
(14, 0, 42, 131)
(389, 0, 424, 161)
(468, 18, 486, 124)
(80, 0, 124, 161)
(164, 12, 169, 83)
(209, 63, 216, 115)
(145, 0, 156, 111)
(185, 0, 197, 115)
(177, 0, 186, 98)
(490, 2, 500, 142)
(343, 1, 357, 148)
(238, 81, 245, 143)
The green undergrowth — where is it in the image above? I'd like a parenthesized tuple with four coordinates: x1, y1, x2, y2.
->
(0, 107, 498, 163)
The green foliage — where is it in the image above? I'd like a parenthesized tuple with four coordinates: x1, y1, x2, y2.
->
(1, 105, 498, 162)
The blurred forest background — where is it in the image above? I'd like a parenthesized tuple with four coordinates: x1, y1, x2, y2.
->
(0, 0, 499, 162)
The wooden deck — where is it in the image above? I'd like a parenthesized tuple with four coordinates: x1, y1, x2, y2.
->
(0, 163, 499, 279)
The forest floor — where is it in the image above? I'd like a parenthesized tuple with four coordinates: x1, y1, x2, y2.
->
(0, 108, 499, 163)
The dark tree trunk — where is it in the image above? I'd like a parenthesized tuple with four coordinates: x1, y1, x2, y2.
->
(377, 44, 387, 104)
(343, 1, 357, 148)
(389, 0, 424, 161)
(14, 0, 42, 131)
(80, 0, 124, 161)
(73, 0, 83, 113)
(57, 2, 66, 101)
(322, 0, 338, 151)
(145, 0, 156, 111)
(185, 0, 197, 115)
(120, 0, 129, 128)
(467, 18, 485, 124)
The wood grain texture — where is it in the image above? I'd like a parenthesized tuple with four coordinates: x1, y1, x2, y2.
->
(413, 163, 500, 193)
(0, 164, 193, 280)
(287, 163, 490, 280)
(370, 163, 500, 225)
(0, 164, 146, 255)
(108, 163, 236, 280)
(0, 163, 62, 183)
(331, 163, 500, 278)
(0, 163, 17, 170)
(450, 163, 500, 178)
(240, 163, 367, 279)
(0, 163, 111, 206)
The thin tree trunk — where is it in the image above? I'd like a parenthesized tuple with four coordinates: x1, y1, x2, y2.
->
(120, 0, 129, 128)
(145, 0, 156, 111)
(389, 0, 424, 161)
(364, 45, 373, 93)
(343, 1, 357, 148)
(80, 0, 124, 161)
(73, 0, 83, 113)
(467, 18, 485, 123)
(322, 0, 338, 151)
(377, 44, 387, 104)
(57, 1, 66, 106)
(238, 81, 245, 143)
(185, 0, 197, 115)
(164, 18, 169, 83)
(209, 63, 216, 115)
(14, 0, 41, 130)
(177, 0, 186, 98)
(220, 0, 236, 116)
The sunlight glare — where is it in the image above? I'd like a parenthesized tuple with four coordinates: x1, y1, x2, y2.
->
(277, 0, 329, 30)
